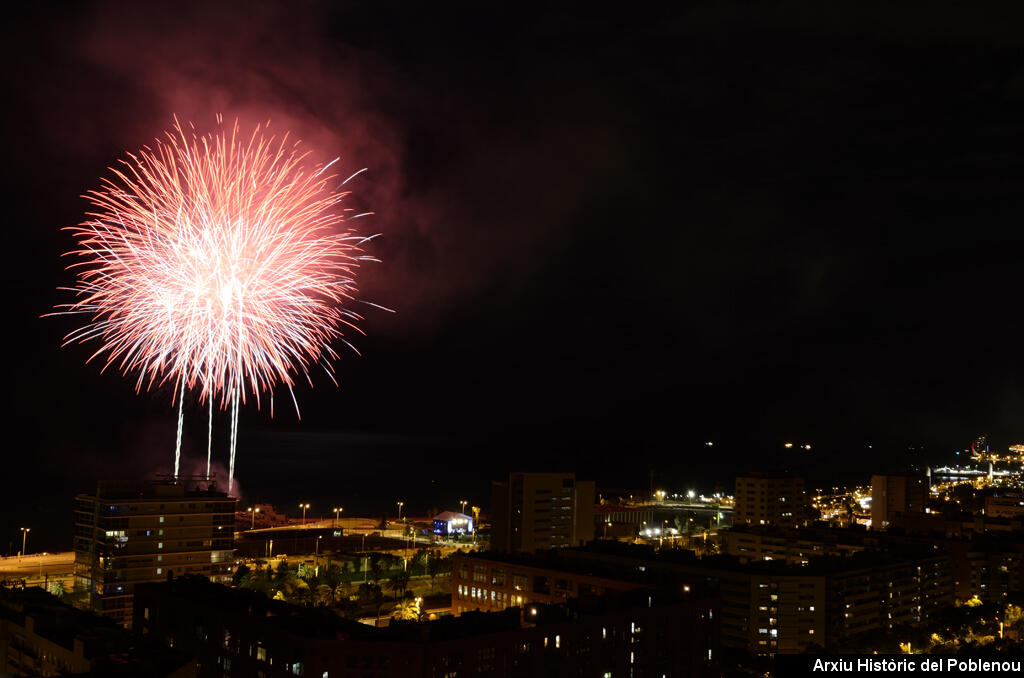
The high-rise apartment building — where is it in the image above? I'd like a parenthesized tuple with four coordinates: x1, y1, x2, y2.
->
(733, 473, 808, 527)
(564, 544, 952, 655)
(491, 473, 595, 553)
(72, 478, 236, 628)
(871, 473, 928, 529)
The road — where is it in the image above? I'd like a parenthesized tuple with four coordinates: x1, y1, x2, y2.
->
(0, 551, 74, 590)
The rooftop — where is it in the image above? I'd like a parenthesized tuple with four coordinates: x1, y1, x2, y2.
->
(138, 576, 684, 643)
(77, 478, 232, 501)
(0, 587, 189, 674)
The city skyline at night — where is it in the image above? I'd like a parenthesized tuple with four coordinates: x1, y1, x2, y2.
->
(2, 2, 1024, 674)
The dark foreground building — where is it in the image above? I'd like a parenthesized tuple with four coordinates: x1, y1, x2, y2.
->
(73, 478, 236, 628)
(135, 575, 718, 678)
(0, 586, 193, 677)
(546, 542, 952, 655)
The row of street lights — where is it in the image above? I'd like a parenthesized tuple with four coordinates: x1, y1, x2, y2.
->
(245, 499, 478, 538)
(247, 504, 350, 531)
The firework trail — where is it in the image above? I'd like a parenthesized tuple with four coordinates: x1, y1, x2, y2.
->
(55, 116, 384, 493)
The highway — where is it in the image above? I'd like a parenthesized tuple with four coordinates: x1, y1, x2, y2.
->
(0, 551, 74, 590)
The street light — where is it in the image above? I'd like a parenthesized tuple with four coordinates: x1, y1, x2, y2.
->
(299, 503, 310, 526)
(19, 527, 30, 562)
(247, 507, 261, 530)
(460, 499, 467, 515)
(397, 501, 404, 523)
(332, 507, 343, 528)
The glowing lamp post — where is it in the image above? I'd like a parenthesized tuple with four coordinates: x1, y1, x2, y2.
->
(471, 506, 480, 545)
(247, 507, 260, 530)
(19, 527, 30, 562)
(332, 507, 343, 528)
(299, 503, 310, 526)
(397, 501, 404, 523)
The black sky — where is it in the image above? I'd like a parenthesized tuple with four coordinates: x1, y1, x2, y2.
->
(3, 1, 1024, 549)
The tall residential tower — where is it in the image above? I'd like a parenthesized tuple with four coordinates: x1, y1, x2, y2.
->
(72, 478, 235, 627)
(491, 472, 595, 553)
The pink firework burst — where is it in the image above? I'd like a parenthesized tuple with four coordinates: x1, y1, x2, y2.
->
(56, 116, 382, 489)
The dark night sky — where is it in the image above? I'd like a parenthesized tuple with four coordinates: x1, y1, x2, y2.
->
(3, 1, 1023, 550)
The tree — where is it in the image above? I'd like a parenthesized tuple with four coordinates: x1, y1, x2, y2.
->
(279, 576, 311, 605)
(316, 584, 334, 606)
(357, 583, 385, 627)
(369, 555, 385, 584)
(427, 551, 445, 592)
(297, 562, 315, 581)
(392, 597, 420, 621)
(237, 569, 256, 590)
(47, 580, 65, 600)
(388, 571, 411, 600)
(413, 548, 430, 574)
(274, 560, 290, 584)
(232, 564, 251, 587)
(323, 563, 343, 590)
(438, 552, 454, 581)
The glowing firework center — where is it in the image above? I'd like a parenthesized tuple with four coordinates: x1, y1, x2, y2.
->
(57, 118, 380, 493)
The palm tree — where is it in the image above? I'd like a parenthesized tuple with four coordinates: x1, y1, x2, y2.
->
(273, 560, 290, 585)
(232, 564, 251, 587)
(427, 553, 444, 593)
(297, 562, 315, 581)
(47, 580, 65, 600)
(275, 572, 310, 604)
(392, 597, 420, 621)
(369, 556, 385, 584)
(388, 571, 410, 600)
(357, 583, 385, 627)
(316, 584, 334, 606)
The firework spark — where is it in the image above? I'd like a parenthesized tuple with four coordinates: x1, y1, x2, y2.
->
(55, 117, 382, 491)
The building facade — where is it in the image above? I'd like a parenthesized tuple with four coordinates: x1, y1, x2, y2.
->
(555, 542, 952, 655)
(490, 473, 595, 553)
(985, 495, 1024, 519)
(721, 525, 869, 565)
(451, 552, 643, 615)
(73, 479, 236, 628)
(135, 576, 719, 678)
(870, 473, 928, 529)
(734, 473, 809, 527)
(0, 587, 192, 677)
(667, 552, 953, 654)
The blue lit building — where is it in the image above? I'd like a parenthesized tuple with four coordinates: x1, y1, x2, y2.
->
(432, 511, 473, 536)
